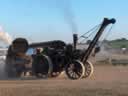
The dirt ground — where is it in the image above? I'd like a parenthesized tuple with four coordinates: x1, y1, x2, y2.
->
(0, 65, 128, 96)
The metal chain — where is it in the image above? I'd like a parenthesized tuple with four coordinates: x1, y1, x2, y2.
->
(78, 24, 101, 43)
(78, 24, 101, 39)
(78, 24, 114, 46)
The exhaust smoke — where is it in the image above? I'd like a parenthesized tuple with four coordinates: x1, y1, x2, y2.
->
(56, 0, 78, 34)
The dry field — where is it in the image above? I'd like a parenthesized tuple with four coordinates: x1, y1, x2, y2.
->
(0, 65, 128, 96)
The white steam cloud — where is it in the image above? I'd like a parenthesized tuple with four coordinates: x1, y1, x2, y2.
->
(0, 26, 12, 45)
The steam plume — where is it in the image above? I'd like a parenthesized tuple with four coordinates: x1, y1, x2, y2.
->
(0, 26, 12, 44)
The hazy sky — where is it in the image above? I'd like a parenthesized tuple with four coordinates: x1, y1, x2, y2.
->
(0, 0, 127, 43)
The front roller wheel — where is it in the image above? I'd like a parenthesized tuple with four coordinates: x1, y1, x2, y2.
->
(83, 61, 94, 78)
(5, 54, 33, 78)
(5, 57, 17, 78)
(65, 60, 85, 80)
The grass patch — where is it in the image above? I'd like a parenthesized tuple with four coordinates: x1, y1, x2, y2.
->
(108, 39, 128, 48)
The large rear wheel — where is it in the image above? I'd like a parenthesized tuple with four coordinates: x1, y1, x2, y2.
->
(33, 54, 53, 78)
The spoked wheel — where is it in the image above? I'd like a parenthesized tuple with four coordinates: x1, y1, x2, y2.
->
(83, 61, 94, 78)
(33, 55, 53, 78)
(65, 60, 85, 80)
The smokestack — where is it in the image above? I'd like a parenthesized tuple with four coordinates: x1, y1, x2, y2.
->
(73, 33, 78, 49)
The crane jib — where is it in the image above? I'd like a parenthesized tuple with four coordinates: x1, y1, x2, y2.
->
(82, 18, 116, 64)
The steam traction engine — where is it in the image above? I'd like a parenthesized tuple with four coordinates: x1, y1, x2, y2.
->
(5, 18, 116, 80)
